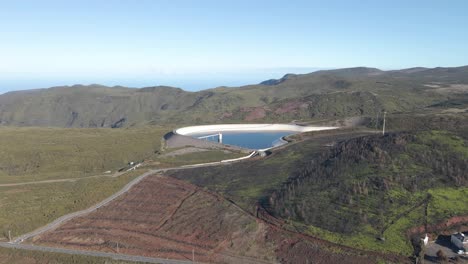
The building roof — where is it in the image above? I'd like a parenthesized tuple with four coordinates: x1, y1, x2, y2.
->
(452, 232, 466, 243)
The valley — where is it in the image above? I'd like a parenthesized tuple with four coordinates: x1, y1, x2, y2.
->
(3, 0, 468, 262)
(1, 66, 467, 128)
(0, 66, 467, 263)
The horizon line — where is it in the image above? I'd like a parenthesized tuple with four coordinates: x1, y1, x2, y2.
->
(1, 64, 467, 95)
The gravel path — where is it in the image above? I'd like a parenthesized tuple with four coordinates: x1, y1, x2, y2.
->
(11, 158, 254, 244)
(2, 159, 255, 263)
(0, 242, 194, 264)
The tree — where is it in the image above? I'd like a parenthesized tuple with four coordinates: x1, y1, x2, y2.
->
(417, 238, 425, 264)
(436, 250, 447, 263)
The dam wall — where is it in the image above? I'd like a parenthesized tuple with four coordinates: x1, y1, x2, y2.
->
(175, 124, 338, 135)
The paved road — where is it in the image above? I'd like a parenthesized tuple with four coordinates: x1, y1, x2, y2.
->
(0, 242, 194, 264)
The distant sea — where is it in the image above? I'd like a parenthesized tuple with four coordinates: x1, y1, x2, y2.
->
(0, 68, 322, 94)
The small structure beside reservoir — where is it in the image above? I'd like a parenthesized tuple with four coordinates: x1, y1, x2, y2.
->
(451, 232, 468, 252)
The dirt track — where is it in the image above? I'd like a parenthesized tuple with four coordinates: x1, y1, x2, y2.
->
(32, 175, 275, 263)
(16, 128, 411, 263)
(31, 174, 403, 264)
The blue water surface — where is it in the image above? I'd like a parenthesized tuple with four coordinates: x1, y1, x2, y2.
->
(189, 131, 294, 150)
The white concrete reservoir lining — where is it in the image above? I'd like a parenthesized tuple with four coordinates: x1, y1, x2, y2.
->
(174, 124, 338, 135)
(174, 124, 338, 151)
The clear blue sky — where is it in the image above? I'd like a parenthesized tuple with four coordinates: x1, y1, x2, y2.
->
(0, 0, 467, 92)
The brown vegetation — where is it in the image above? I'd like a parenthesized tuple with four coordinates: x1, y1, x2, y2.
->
(32, 175, 273, 263)
(408, 215, 468, 236)
(32, 174, 392, 263)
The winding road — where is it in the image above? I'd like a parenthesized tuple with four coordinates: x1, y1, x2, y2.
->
(11, 169, 158, 244)
(1, 154, 256, 263)
(0, 241, 193, 264)
(11, 159, 251, 244)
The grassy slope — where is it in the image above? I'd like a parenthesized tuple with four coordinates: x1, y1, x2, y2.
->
(0, 126, 170, 184)
(1, 66, 467, 127)
(176, 76, 444, 123)
(0, 126, 172, 240)
(271, 130, 468, 256)
(0, 85, 197, 127)
(172, 66, 468, 123)
(169, 128, 468, 257)
(0, 170, 143, 240)
(148, 150, 246, 167)
(0, 125, 253, 241)
(167, 129, 373, 212)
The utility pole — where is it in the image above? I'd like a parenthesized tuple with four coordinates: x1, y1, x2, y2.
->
(8, 230, 11, 242)
(382, 111, 387, 136)
(375, 111, 380, 129)
(192, 248, 195, 263)
(116, 241, 119, 253)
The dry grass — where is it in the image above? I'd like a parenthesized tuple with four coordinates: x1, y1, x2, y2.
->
(0, 126, 170, 184)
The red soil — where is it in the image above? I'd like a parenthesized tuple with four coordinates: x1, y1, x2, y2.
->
(33, 175, 273, 263)
(244, 107, 267, 121)
(274, 101, 308, 115)
(408, 215, 468, 236)
(33, 175, 407, 263)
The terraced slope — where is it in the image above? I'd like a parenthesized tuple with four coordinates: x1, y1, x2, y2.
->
(32, 174, 398, 264)
(33, 175, 273, 263)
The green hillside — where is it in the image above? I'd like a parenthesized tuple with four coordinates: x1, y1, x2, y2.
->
(0, 126, 169, 184)
(268, 131, 468, 255)
(0, 125, 244, 240)
(0, 66, 467, 127)
(168, 115, 468, 257)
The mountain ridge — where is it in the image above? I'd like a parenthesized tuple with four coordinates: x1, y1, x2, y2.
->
(0, 65, 467, 127)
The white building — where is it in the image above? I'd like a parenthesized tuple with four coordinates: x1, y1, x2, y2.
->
(422, 233, 429, 246)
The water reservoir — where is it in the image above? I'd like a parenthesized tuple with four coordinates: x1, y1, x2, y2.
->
(174, 124, 338, 151)
(189, 131, 294, 150)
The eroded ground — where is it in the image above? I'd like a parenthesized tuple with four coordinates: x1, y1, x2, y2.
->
(32, 175, 274, 263)
(32, 174, 386, 264)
